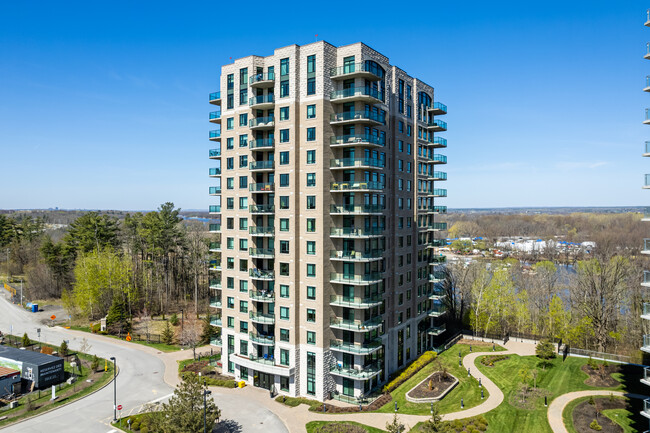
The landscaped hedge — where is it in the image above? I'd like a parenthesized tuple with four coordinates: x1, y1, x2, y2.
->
(382, 351, 437, 393)
(480, 355, 509, 367)
(179, 371, 238, 388)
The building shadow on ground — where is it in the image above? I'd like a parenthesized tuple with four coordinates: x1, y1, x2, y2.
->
(213, 418, 243, 433)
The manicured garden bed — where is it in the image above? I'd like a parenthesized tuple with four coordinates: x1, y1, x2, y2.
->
(306, 421, 386, 433)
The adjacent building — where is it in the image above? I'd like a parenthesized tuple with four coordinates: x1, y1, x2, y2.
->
(0, 346, 64, 389)
(207, 42, 448, 402)
(642, 8, 650, 422)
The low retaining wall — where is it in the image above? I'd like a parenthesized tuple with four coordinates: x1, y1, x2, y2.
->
(405, 373, 459, 403)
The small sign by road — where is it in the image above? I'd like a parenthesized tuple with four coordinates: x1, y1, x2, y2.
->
(117, 404, 122, 411)
(50, 315, 56, 320)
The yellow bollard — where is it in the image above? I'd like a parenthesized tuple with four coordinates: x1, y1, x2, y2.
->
(105, 359, 107, 372)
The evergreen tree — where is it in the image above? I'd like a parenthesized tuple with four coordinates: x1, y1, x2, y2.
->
(91, 355, 100, 372)
(106, 296, 130, 335)
(420, 402, 446, 432)
(200, 315, 214, 345)
(60, 340, 69, 357)
(21, 332, 30, 347)
(162, 321, 175, 345)
(386, 413, 405, 433)
(159, 372, 220, 433)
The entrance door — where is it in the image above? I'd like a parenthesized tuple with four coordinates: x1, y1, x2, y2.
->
(342, 378, 355, 397)
(258, 372, 273, 390)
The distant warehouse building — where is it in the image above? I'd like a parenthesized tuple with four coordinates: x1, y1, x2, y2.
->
(0, 367, 21, 396)
(0, 346, 64, 389)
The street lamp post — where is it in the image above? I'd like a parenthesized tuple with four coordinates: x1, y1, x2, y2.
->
(203, 381, 212, 433)
(110, 357, 117, 421)
(19, 279, 22, 307)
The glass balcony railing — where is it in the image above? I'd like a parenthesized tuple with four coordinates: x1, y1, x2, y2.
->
(427, 324, 446, 336)
(209, 242, 221, 251)
(249, 94, 275, 106)
(249, 117, 275, 128)
(644, 270, 650, 285)
(330, 181, 384, 192)
(431, 102, 447, 114)
(210, 315, 222, 327)
(209, 91, 221, 101)
(644, 335, 650, 350)
(329, 62, 384, 79)
(249, 311, 275, 324)
(249, 182, 274, 192)
(430, 239, 446, 247)
(644, 239, 650, 252)
(429, 272, 445, 282)
(209, 168, 221, 176)
(428, 287, 446, 298)
(209, 186, 221, 195)
(329, 363, 382, 380)
(330, 204, 384, 214)
(428, 119, 447, 130)
(330, 227, 384, 237)
(643, 303, 650, 317)
(248, 353, 279, 366)
(329, 294, 383, 308)
(249, 268, 274, 279)
(250, 290, 275, 302)
(249, 226, 274, 235)
(249, 248, 274, 258)
(432, 137, 447, 147)
(329, 250, 384, 260)
(209, 279, 221, 289)
(645, 141, 650, 154)
(209, 148, 221, 158)
(430, 171, 447, 180)
(418, 205, 447, 213)
(643, 399, 650, 417)
(249, 160, 274, 170)
(420, 189, 447, 197)
(209, 297, 222, 308)
(249, 332, 275, 345)
(330, 158, 385, 169)
(209, 111, 221, 120)
(250, 72, 275, 84)
(330, 87, 384, 102)
(428, 304, 446, 317)
(429, 255, 447, 263)
(250, 138, 275, 149)
(644, 367, 650, 385)
(646, 174, 650, 187)
(208, 224, 220, 232)
(208, 205, 221, 213)
(646, 76, 650, 89)
(330, 338, 382, 354)
(330, 272, 383, 284)
(330, 134, 386, 147)
(330, 111, 386, 124)
(330, 316, 382, 331)
(249, 204, 275, 213)
(210, 337, 222, 346)
(432, 154, 447, 164)
(209, 260, 221, 271)
(647, 43, 650, 57)
(209, 130, 221, 139)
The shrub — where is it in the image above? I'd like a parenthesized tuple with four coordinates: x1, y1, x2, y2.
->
(382, 351, 437, 393)
(587, 356, 598, 370)
(588, 396, 595, 405)
(480, 355, 509, 366)
(130, 421, 140, 430)
(140, 427, 148, 433)
(22, 332, 30, 347)
(536, 340, 556, 360)
(314, 423, 366, 433)
(91, 355, 100, 372)
(589, 419, 602, 431)
(162, 321, 175, 345)
(170, 313, 179, 326)
(60, 340, 69, 357)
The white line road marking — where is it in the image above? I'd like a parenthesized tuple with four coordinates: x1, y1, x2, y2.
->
(148, 392, 173, 404)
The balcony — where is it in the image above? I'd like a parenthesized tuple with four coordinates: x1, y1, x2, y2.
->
(249, 226, 274, 236)
(429, 272, 445, 283)
(249, 204, 275, 214)
(329, 364, 382, 381)
(209, 297, 222, 308)
(249, 248, 274, 259)
(330, 294, 383, 309)
(330, 87, 383, 104)
(645, 174, 650, 189)
(646, 9, 650, 27)
(418, 205, 448, 214)
(420, 189, 447, 198)
(208, 223, 220, 233)
(208, 205, 221, 215)
(330, 316, 382, 332)
(209, 148, 221, 159)
(330, 249, 383, 262)
(249, 94, 275, 109)
(643, 335, 650, 353)
(330, 181, 384, 192)
(209, 168, 221, 177)
(430, 239, 447, 247)
(209, 130, 221, 141)
(249, 290, 275, 302)
(209, 242, 221, 251)
(250, 138, 274, 150)
(430, 137, 447, 148)
(210, 337, 222, 346)
(249, 117, 275, 130)
(427, 119, 447, 132)
(642, 303, 650, 320)
(430, 171, 447, 181)
(208, 260, 222, 271)
(643, 398, 650, 419)
(643, 271, 650, 287)
(642, 367, 650, 387)
(428, 102, 447, 116)
(233, 354, 294, 376)
(330, 157, 385, 170)
(646, 43, 650, 60)
(330, 227, 384, 238)
(330, 272, 383, 285)
(429, 255, 447, 264)
(250, 160, 275, 171)
(422, 222, 448, 232)
(645, 76, 650, 93)
(330, 62, 383, 80)
(209, 186, 221, 195)
(644, 142, 650, 157)
(249, 268, 275, 280)
(210, 315, 222, 327)
(428, 304, 446, 317)
(330, 111, 385, 126)
(330, 338, 382, 355)
(249, 311, 275, 324)
(209, 91, 221, 105)
(250, 72, 275, 88)
(209, 111, 221, 124)
(330, 134, 385, 148)
(643, 239, 650, 254)
(429, 288, 446, 300)
(209, 279, 222, 289)
(249, 182, 274, 193)
(427, 324, 446, 336)
(330, 204, 384, 215)
(249, 332, 275, 346)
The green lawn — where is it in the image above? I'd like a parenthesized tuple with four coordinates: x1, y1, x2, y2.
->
(477, 354, 633, 433)
(306, 421, 387, 433)
(66, 326, 182, 352)
(562, 395, 645, 433)
(375, 344, 503, 415)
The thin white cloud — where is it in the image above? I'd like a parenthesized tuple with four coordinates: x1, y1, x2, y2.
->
(555, 161, 607, 170)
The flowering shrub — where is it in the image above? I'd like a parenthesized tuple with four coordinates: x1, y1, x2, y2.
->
(382, 351, 437, 393)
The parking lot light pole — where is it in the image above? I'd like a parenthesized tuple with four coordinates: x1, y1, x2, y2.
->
(110, 357, 116, 421)
(203, 381, 212, 433)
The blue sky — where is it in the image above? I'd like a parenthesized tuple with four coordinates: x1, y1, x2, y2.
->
(0, 1, 648, 210)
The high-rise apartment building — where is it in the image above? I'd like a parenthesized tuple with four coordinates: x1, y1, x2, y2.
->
(206, 42, 448, 402)
(642, 9, 650, 421)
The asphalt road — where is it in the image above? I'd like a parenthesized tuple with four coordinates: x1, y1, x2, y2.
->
(0, 295, 173, 432)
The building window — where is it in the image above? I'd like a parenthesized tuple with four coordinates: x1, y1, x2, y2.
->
(307, 77, 315, 95)
(226, 137, 234, 149)
(280, 129, 289, 143)
(306, 309, 316, 322)
(307, 105, 316, 118)
(306, 352, 316, 395)
(280, 376, 289, 391)
(280, 240, 289, 254)
(280, 218, 289, 231)
(239, 259, 247, 271)
(280, 196, 289, 209)
(241, 366, 248, 380)
(239, 113, 248, 126)
(280, 307, 290, 320)
(227, 297, 234, 308)
(279, 174, 289, 187)
(239, 155, 247, 168)
(239, 301, 249, 315)
(239, 197, 247, 209)
(306, 241, 316, 255)
(240, 339, 248, 356)
(226, 118, 234, 130)
(280, 58, 289, 76)
(227, 277, 234, 289)
(306, 264, 316, 277)
(306, 173, 316, 187)
(307, 331, 316, 345)
(280, 284, 289, 298)
(239, 88, 247, 105)
(239, 176, 248, 189)
(279, 107, 289, 121)
(280, 262, 289, 276)
(306, 196, 316, 209)
(226, 257, 234, 269)
(226, 158, 234, 170)
(240, 280, 248, 292)
(240, 321, 248, 335)
(306, 127, 316, 141)
(227, 316, 234, 328)
(239, 134, 248, 147)
(280, 80, 289, 97)
(307, 55, 316, 73)
(280, 349, 290, 366)
(306, 150, 316, 164)
(238, 239, 247, 251)
(280, 151, 289, 164)
(307, 218, 316, 232)
(227, 198, 234, 210)
(280, 328, 290, 342)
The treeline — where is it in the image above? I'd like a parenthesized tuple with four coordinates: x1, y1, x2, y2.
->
(0, 203, 214, 321)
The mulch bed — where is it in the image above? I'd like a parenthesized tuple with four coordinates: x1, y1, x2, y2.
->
(581, 364, 620, 387)
(458, 338, 496, 347)
(408, 371, 456, 399)
(572, 397, 624, 433)
(319, 393, 392, 413)
(181, 360, 231, 381)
